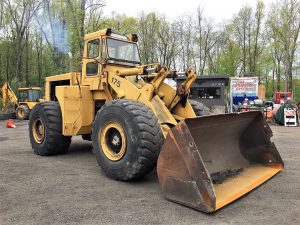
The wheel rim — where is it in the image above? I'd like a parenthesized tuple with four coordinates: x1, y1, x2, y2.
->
(18, 109, 24, 118)
(100, 122, 127, 161)
(32, 118, 45, 144)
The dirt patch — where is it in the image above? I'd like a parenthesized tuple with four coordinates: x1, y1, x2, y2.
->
(211, 168, 243, 184)
(0, 137, 9, 142)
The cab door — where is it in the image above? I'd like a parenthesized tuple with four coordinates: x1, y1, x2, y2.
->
(82, 38, 101, 88)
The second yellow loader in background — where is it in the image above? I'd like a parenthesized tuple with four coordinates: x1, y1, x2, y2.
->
(28, 28, 284, 213)
(1, 82, 42, 120)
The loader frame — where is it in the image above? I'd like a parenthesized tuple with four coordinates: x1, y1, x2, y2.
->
(45, 29, 196, 137)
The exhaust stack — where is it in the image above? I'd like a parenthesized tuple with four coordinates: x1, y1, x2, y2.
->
(68, 52, 73, 72)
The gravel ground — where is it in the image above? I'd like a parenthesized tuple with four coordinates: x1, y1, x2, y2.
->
(0, 120, 299, 225)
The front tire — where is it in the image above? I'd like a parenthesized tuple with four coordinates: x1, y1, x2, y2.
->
(92, 99, 163, 181)
(16, 105, 30, 120)
(29, 102, 71, 156)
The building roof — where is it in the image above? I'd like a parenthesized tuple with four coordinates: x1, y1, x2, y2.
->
(176, 75, 229, 85)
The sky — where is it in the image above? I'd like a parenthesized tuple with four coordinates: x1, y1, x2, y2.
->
(103, 0, 275, 23)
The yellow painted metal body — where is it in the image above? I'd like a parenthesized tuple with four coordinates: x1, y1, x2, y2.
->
(100, 121, 127, 161)
(1, 82, 18, 108)
(18, 101, 37, 110)
(41, 29, 283, 213)
(45, 29, 196, 137)
(56, 86, 94, 135)
(32, 118, 45, 144)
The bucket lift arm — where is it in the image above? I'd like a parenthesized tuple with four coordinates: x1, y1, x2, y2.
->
(1, 82, 18, 109)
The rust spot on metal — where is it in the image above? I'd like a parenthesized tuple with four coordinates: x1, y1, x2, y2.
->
(157, 111, 284, 213)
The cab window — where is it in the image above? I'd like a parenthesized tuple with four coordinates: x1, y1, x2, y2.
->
(86, 62, 98, 76)
(18, 90, 29, 102)
(86, 39, 100, 76)
(101, 39, 107, 62)
(87, 39, 100, 58)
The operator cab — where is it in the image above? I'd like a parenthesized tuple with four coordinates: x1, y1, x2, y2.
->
(82, 28, 141, 86)
(18, 88, 42, 102)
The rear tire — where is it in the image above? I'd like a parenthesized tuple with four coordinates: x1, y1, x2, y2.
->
(29, 102, 71, 156)
(189, 99, 211, 116)
(92, 99, 163, 181)
(16, 105, 30, 120)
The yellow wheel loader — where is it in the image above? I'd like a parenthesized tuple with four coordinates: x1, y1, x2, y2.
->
(28, 28, 284, 213)
(1, 82, 42, 120)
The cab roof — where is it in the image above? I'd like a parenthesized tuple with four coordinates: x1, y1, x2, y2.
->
(84, 28, 112, 40)
(84, 28, 138, 42)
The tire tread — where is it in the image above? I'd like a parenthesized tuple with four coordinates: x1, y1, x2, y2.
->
(92, 99, 163, 181)
(189, 99, 212, 116)
(29, 102, 71, 156)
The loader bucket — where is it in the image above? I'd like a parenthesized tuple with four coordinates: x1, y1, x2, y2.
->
(157, 111, 284, 213)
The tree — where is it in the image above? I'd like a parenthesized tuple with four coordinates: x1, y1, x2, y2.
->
(176, 15, 195, 70)
(214, 26, 241, 76)
(0, 0, 299, 103)
(268, 0, 300, 91)
(137, 12, 160, 64)
(194, 7, 219, 75)
(156, 16, 179, 68)
(3, 0, 42, 81)
(252, 1, 265, 76)
(232, 6, 252, 75)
